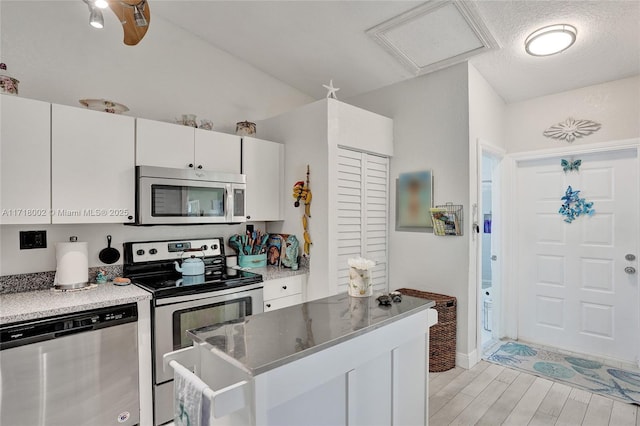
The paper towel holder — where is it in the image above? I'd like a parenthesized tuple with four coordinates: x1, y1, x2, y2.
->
(53, 236, 90, 290)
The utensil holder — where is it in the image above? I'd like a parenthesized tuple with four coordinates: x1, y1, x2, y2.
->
(238, 253, 267, 268)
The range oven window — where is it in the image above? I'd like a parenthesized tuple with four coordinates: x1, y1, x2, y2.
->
(172, 297, 252, 350)
(151, 184, 225, 218)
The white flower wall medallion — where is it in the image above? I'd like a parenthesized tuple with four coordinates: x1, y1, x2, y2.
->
(543, 117, 601, 143)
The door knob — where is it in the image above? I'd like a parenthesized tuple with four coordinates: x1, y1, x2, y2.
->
(625, 266, 636, 274)
(625, 254, 636, 261)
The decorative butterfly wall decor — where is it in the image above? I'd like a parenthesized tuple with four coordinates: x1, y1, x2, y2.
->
(561, 158, 581, 173)
(559, 186, 595, 223)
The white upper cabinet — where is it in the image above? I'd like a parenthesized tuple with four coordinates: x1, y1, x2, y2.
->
(51, 104, 135, 224)
(242, 136, 284, 221)
(136, 118, 193, 168)
(0, 95, 51, 224)
(195, 129, 241, 173)
(136, 118, 241, 173)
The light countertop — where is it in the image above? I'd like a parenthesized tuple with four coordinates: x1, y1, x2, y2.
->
(0, 282, 152, 325)
(187, 292, 435, 376)
(0, 266, 306, 325)
(240, 264, 308, 281)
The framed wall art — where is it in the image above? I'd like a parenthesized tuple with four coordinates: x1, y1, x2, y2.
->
(395, 170, 434, 232)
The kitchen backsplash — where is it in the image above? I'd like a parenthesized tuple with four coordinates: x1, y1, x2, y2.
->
(0, 222, 266, 276)
(0, 265, 123, 294)
(1, 248, 310, 294)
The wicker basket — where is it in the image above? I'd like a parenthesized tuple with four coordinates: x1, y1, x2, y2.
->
(397, 288, 457, 372)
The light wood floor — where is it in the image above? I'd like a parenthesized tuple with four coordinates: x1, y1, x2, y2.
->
(429, 361, 640, 426)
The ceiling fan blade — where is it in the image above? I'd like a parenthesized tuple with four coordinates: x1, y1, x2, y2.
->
(108, 0, 150, 46)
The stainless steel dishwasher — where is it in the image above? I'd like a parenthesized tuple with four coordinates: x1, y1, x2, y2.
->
(0, 303, 140, 426)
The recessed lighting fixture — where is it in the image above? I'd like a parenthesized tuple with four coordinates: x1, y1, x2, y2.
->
(525, 24, 577, 56)
(94, 0, 108, 9)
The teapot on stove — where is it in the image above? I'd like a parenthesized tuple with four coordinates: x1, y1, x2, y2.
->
(174, 249, 205, 276)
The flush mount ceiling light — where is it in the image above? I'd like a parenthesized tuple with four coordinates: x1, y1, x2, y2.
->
(525, 24, 577, 56)
(94, 0, 109, 9)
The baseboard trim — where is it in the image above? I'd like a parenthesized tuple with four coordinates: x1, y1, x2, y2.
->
(456, 350, 479, 369)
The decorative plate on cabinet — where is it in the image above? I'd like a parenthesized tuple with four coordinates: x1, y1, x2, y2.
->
(79, 99, 129, 114)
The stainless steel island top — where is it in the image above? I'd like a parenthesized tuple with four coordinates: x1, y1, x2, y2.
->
(187, 292, 435, 376)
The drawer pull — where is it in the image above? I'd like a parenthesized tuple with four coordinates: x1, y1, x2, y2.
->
(266, 304, 271, 308)
(282, 286, 287, 290)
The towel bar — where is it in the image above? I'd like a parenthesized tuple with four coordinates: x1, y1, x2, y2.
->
(167, 358, 249, 419)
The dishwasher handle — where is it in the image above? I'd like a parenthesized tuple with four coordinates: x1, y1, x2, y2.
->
(54, 324, 95, 338)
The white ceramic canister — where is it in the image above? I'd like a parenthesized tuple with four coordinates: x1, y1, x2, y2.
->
(348, 267, 373, 297)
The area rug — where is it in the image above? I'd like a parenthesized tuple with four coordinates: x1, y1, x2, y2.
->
(485, 341, 640, 405)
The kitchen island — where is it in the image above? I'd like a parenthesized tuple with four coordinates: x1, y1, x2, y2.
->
(165, 292, 437, 426)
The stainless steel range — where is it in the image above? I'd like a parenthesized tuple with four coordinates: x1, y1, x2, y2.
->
(123, 237, 263, 426)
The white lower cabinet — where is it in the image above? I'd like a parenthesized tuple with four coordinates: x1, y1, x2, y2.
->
(263, 275, 305, 312)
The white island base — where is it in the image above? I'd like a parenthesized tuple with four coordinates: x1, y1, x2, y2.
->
(165, 294, 437, 426)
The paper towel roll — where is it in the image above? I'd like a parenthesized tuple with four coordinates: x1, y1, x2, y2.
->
(54, 242, 89, 289)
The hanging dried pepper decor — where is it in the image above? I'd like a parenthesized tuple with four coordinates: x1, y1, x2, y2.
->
(292, 165, 312, 256)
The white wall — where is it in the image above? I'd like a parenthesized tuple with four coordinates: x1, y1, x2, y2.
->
(0, 1, 312, 133)
(0, 1, 313, 276)
(259, 99, 392, 300)
(347, 63, 473, 355)
(0, 223, 258, 275)
(505, 76, 640, 153)
(258, 100, 329, 301)
(467, 64, 506, 363)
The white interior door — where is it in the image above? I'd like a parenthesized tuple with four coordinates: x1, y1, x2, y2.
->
(516, 148, 639, 365)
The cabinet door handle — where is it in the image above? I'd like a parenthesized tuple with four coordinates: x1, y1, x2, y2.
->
(266, 303, 271, 308)
(197, 165, 203, 169)
(127, 215, 133, 220)
(282, 286, 287, 290)
(188, 163, 194, 168)
(246, 215, 251, 220)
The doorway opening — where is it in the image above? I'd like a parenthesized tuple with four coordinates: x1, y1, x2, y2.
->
(478, 147, 503, 354)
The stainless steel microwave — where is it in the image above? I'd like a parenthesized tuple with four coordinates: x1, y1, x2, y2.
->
(135, 166, 246, 225)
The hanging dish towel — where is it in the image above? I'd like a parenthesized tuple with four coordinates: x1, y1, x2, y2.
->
(173, 362, 211, 426)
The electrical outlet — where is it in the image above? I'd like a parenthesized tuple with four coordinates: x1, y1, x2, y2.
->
(20, 230, 47, 249)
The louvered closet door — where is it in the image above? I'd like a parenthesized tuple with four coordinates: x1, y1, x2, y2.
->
(337, 148, 389, 294)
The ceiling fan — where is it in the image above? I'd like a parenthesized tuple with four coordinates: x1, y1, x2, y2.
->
(83, 0, 151, 46)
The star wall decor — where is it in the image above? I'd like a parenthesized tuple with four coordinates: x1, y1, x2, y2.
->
(322, 79, 340, 99)
(543, 117, 601, 143)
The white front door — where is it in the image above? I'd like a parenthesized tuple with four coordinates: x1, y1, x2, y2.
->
(516, 148, 639, 364)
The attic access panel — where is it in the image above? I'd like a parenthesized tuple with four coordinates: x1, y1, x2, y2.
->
(367, 1, 499, 75)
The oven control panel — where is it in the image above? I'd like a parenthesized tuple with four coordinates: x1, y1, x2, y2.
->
(128, 238, 223, 263)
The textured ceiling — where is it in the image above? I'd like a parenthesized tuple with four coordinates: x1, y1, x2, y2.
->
(469, 0, 640, 102)
(151, 1, 639, 103)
